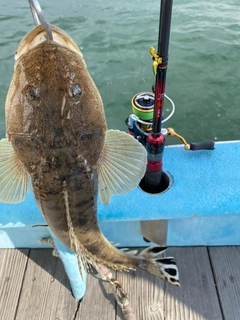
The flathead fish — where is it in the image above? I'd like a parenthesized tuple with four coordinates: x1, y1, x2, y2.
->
(0, 24, 179, 286)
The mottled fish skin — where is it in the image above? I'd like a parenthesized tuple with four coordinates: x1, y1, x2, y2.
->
(6, 25, 141, 270)
(2, 24, 180, 285)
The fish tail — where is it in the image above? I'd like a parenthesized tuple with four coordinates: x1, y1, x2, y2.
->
(137, 246, 180, 287)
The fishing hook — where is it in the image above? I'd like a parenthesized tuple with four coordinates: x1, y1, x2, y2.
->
(28, 0, 53, 41)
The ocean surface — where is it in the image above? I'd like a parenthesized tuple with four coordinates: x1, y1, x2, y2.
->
(0, 0, 239, 144)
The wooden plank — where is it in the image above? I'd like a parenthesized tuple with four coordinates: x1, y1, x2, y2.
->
(77, 272, 116, 320)
(116, 268, 165, 320)
(0, 249, 29, 320)
(209, 246, 240, 319)
(5, 247, 240, 320)
(165, 247, 223, 320)
(15, 249, 79, 320)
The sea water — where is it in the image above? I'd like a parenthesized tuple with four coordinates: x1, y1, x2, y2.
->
(0, 0, 239, 143)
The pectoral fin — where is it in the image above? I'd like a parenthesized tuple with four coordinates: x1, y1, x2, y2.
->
(97, 130, 147, 204)
(0, 139, 29, 203)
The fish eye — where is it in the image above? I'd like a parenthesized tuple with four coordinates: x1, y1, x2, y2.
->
(70, 84, 82, 97)
(25, 86, 40, 101)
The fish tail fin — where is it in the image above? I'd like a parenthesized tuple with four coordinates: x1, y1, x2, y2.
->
(137, 246, 180, 287)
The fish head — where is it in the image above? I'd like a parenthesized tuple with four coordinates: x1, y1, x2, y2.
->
(6, 24, 107, 166)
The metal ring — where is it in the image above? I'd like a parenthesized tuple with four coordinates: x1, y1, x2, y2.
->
(28, 0, 53, 41)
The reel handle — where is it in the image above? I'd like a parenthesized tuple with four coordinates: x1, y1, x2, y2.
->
(190, 141, 215, 151)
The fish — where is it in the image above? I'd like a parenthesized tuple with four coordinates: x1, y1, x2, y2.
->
(0, 24, 179, 286)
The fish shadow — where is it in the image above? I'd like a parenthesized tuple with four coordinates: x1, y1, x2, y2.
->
(21, 248, 75, 294)
(98, 277, 116, 310)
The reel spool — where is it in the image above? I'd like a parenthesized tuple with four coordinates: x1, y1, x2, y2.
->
(131, 92, 154, 132)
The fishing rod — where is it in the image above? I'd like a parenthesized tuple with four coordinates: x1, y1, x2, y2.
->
(143, 0, 173, 194)
(127, 0, 174, 194)
(126, 0, 215, 194)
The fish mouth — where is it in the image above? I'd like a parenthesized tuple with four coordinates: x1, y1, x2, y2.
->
(15, 24, 83, 61)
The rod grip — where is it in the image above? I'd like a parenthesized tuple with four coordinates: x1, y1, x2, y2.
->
(190, 141, 215, 151)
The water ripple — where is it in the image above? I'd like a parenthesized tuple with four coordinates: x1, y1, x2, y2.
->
(0, 0, 239, 140)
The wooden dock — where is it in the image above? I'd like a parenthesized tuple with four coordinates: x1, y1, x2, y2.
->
(0, 247, 239, 320)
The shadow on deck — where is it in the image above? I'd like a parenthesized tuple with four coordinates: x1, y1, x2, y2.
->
(0, 247, 239, 320)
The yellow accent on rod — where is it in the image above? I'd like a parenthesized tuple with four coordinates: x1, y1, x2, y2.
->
(167, 128, 191, 150)
(150, 47, 162, 76)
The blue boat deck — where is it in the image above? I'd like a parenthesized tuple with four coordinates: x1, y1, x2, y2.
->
(0, 246, 239, 320)
(1, 141, 240, 319)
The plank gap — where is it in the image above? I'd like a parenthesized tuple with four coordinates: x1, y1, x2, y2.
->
(207, 247, 225, 320)
(165, 247, 223, 320)
(116, 267, 165, 320)
(208, 246, 240, 320)
(2, 247, 240, 319)
(72, 299, 81, 320)
(77, 272, 116, 319)
(13, 249, 30, 320)
(0, 249, 30, 320)
(14, 249, 79, 320)
(163, 281, 167, 320)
